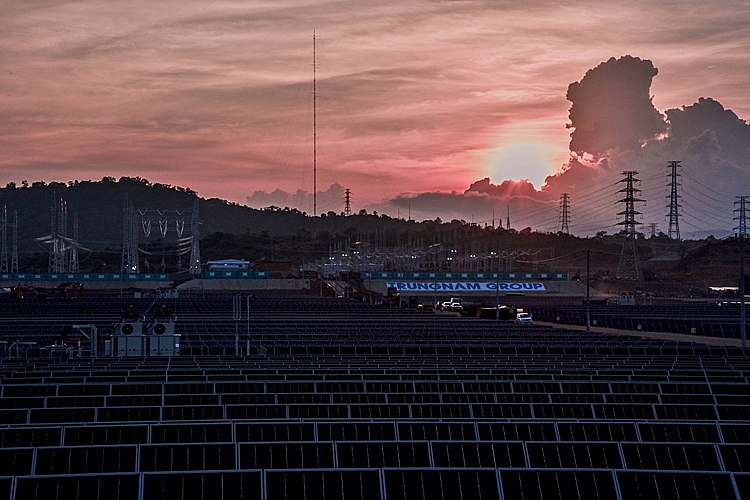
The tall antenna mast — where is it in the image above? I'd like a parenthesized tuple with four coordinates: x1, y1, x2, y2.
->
(0, 204, 7, 273)
(313, 29, 317, 218)
(11, 210, 18, 273)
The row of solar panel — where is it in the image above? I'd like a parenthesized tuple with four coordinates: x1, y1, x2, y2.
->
(5, 377, 750, 393)
(5, 421, 750, 447)
(1, 367, 745, 380)
(2, 440, 750, 473)
(3, 403, 750, 424)
(4, 379, 749, 395)
(4, 392, 750, 407)
(2, 373, 747, 386)
(5, 360, 750, 372)
(1, 468, 750, 500)
(528, 304, 748, 338)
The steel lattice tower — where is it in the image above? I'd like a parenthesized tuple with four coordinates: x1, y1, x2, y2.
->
(616, 171, 645, 280)
(735, 196, 749, 348)
(559, 193, 570, 234)
(735, 197, 748, 239)
(667, 160, 682, 240)
(344, 188, 351, 216)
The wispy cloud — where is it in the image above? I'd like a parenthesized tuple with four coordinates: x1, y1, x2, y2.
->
(0, 0, 748, 232)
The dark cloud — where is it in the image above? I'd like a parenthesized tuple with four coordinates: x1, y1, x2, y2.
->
(566, 55, 666, 156)
(666, 97, 750, 165)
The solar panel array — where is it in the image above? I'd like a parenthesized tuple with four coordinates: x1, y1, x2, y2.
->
(1, 293, 750, 499)
(528, 302, 746, 339)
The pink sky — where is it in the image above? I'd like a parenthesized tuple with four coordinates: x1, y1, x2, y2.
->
(1, 0, 749, 222)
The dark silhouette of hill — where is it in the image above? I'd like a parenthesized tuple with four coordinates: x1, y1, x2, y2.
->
(0, 177, 745, 295)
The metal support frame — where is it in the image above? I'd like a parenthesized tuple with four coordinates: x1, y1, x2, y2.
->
(121, 196, 201, 274)
(72, 324, 99, 358)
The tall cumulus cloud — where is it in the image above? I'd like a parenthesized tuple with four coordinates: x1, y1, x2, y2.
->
(248, 55, 750, 237)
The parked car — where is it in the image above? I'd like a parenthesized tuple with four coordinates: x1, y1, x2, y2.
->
(515, 312, 533, 324)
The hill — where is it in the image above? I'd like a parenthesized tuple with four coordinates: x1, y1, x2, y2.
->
(0, 177, 745, 296)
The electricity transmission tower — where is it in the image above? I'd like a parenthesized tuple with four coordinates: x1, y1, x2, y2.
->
(666, 160, 682, 240)
(344, 188, 352, 216)
(735, 196, 749, 348)
(559, 193, 570, 234)
(616, 171, 645, 280)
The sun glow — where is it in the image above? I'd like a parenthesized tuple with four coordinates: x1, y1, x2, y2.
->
(487, 142, 559, 188)
(480, 121, 569, 189)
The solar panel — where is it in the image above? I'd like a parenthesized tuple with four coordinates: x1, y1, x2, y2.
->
(265, 469, 382, 500)
(0, 448, 33, 476)
(430, 441, 525, 468)
(500, 469, 617, 500)
(621, 443, 722, 471)
(384, 469, 500, 500)
(557, 423, 637, 442)
(239, 442, 334, 469)
(150, 423, 233, 444)
(336, 442, 430, 468)
(718, 444, 750, 472)
(141, 471, 262, 500)
(139, 444, 237, 472)
(15, 473, 140, 500)
(526, 442, 622, 469)
(615, 471, 736, 500)
(34, 445, 137, 474)
(0, 477, 10, 500)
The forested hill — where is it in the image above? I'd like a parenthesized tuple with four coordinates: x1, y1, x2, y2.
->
(0, 177, 425, 252)
(1, 177, 737, 292)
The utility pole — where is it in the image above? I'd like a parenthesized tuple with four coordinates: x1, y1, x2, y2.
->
(0, 204, 7, 273)
(667, 161, 682, 240)
(559, 193, 570, 234)
(11, 210, 18, 273)
(616, 171, 645, 280)
(735, 196, 749, 348)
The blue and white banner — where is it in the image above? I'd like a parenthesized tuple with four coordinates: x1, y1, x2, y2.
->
(386, 281, 546, 292)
